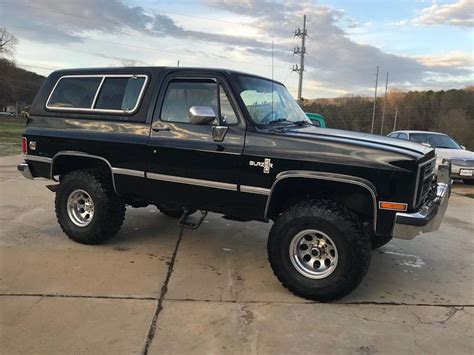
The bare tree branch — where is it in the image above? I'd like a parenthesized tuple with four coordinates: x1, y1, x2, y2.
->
(0, 28, 18, 57)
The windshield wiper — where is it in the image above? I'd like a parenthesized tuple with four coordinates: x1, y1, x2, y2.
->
(268, 119, 311, 127)
(293, 120, 312, 126)
(268, 118, 294, 125)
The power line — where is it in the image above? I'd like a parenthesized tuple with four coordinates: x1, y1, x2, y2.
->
(0, 1, 269, 32)
(6, 24, 291, 71)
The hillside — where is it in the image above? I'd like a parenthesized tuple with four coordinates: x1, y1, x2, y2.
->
(0, 58, 45, 108)
(302, 87, 474, 150)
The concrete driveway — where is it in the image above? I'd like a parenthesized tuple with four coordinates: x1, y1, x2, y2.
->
(1, 155, 473, 354)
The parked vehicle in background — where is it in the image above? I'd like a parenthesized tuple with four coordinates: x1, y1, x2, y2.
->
(18, 67, 451, 302)
(0, 112, 15, 118)
(305, 112, 326, 127)
(388, 130, 474, 185)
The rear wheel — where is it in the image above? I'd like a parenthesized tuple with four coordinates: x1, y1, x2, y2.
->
(55, 169, 125, 245)
(267, 199, 371, 302)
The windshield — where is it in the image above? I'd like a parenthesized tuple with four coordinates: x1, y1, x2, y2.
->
(409, 133, 461, 149)
(236, 75, 311, 126)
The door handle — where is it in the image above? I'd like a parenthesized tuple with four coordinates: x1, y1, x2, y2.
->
(152, 127, 171, 132)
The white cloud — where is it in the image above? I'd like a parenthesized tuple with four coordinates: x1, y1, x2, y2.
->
(415, 52, 474, 67)
(399, 0, 474, 27)
(1, 0, 472, 97)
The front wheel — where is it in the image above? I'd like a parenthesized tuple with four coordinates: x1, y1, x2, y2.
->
(55, 169, 125, 245)
(267, 199, 371, 302)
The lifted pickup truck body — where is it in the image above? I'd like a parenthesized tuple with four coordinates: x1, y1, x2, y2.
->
(18, 67, 451, 301)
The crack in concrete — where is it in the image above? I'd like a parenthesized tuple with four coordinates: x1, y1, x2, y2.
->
(411, 306, 465, 326)
(142, 226, 184, 355)
(346, 305, 402, 326)
(409, 324, 424, 352)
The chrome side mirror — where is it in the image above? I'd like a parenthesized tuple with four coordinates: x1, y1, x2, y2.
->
(461, 145, 466, 150)
(189, 106, 216, 125)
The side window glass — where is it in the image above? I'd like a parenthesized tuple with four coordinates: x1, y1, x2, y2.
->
(161, 81, 218, 123)
(398, 133, 408, 140)
(95, 77, 146, 111)
(219, 86, 238, 125)
(48, 77, 102, 108)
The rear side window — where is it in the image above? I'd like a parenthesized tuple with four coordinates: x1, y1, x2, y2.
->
(95, 77, 146, 110)
(46, 75, 148, 113)
(47, 77, 102, 109)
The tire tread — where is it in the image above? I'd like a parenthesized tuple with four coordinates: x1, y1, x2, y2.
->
(55, 169, 125, 245)
(267, 199, 371, 302)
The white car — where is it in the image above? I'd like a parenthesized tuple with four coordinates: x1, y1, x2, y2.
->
(388, 130, 474, 185)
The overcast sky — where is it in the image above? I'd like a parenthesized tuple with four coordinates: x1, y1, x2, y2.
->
(1, 0, 473, 98)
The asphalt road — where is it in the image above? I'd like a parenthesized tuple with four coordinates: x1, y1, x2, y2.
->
(1, 155, 473, 354)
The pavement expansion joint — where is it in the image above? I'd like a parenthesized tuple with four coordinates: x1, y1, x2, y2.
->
(1, 293, 472, 309)
(0, 293, 159, 301)
(142, 226, 185, 355)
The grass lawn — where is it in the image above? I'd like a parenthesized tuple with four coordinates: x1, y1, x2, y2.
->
(0, 117, 26, 156)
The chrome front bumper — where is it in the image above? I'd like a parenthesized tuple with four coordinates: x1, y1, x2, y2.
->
(17, 162, 34, 180)
(392, 163, 451, 240)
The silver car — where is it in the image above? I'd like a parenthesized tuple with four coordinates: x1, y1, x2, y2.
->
(388, 130, 474, 185)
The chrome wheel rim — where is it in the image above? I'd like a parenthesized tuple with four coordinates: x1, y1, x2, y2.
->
(289, 229, 339, 279)
(67, 189, 94, 227)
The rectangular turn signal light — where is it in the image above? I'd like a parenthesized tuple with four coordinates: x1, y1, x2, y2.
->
(378, 201, 408, 212)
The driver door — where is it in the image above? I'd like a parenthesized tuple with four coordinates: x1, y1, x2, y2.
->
(146, 75, 246, 214)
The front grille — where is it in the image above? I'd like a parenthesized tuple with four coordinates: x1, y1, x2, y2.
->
(423, 159, 436, 179)
(414, 157, 436, 207)
(450, 159, 474, 167)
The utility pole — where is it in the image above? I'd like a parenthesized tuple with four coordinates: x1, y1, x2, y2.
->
(292, 14, 307, 106)
(177, 60, 180, 67)
(392, 107, 399, 131)
(380, 72, 389, 135)
(370, 66, 379, 134)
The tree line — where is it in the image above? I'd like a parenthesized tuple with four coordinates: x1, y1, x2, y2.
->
(302, 87, 474, 150)
(0, 58, 45, 110)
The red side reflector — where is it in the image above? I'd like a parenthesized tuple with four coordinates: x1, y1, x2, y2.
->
(21, 137, 27, 154)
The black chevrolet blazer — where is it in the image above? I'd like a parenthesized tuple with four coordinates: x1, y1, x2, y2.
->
(18, 67, 451, 301)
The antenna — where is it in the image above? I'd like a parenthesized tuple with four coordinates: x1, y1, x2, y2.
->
(272, 40, 274, 119)
(271, 40, 274, 81)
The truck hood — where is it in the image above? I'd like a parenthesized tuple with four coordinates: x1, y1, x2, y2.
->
(283, 125, 433, 157)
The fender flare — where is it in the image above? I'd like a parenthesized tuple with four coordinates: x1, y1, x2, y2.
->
(50, 151, 117, 192)
(264, 170, 378, 231)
